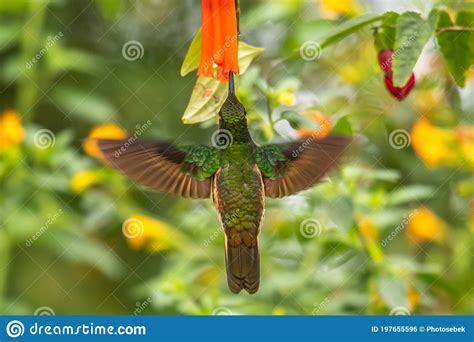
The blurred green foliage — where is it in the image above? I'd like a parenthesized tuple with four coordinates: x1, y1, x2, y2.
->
(0, 0, 473, 315)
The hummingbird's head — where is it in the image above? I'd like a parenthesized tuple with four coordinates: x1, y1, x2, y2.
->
(219, 72, 246, 121)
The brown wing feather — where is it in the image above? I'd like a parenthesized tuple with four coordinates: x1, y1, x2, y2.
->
(264, 135, 350, 198)
(95, 139, 211, 199)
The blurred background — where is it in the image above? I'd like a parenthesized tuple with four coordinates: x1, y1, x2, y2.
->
(0, 0, 472, 315)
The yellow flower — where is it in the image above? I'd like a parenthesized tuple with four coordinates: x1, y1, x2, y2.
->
(123, 214, 174, 252)
(357, 215, 384, 263)
(413, 89, 444, 115)
(298, 110, 332, 139)
(468, 201, 474, 234)
(407, 287, 420, 311)
(369, 280, 385, 310)
(83, 123, 127, 160)
(272, 307, 286, 315)
(357, 216, 378, 241)
(410, 119, 453, 168)
(197, 266, 220, 287)
(0, 110, 25, 152)
(71, 170, 100, 193)
(277, 91, 296, 107)
(371, 281, 419, 312)
(334, 42, 376, 85)
(407, 207, 445, 244)
(319, 0, 361, 18)
(455, 126, 474, 168)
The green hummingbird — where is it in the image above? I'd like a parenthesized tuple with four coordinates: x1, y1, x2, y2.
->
(95, 72, 349, 294)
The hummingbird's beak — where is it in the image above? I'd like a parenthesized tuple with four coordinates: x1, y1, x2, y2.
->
(229, 71, 235, 95)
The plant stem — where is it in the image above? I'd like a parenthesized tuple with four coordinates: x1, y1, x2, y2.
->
(235, 0, 240, 36)
(17, 0, 48, 122)
(0, 230, 11, 313)
(436, 26, 474, 33)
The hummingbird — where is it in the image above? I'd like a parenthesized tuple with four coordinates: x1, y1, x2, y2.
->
(95, 72, 349, 294)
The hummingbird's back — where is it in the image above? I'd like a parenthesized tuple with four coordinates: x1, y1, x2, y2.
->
(212, 95, 265, 293)
(212, 144, 264, 294)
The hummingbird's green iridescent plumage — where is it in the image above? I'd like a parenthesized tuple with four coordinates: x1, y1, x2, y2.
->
(95, 72, 349, 294)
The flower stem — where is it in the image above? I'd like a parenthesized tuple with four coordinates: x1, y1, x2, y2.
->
(17, 1, 48, 122)
(0, 230, 11, 313)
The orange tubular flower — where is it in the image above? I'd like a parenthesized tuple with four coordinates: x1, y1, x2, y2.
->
(198, 0, 239, 82)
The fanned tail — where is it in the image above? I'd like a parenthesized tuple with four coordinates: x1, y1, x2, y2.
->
(224, 235, 260, 294)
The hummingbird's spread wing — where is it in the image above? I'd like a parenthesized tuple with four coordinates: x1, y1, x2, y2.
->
(95, 139, 219, 198)
(256, 135, 350, 198)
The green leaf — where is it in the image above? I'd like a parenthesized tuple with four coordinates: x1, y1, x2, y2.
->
(280, 110, 316, 130)
(436, 10, 473, 87)
(343, 166, 400, 182)
(388, 185, 434, 205)
(46, 46, 103, 75)
(0, 21, 21, 50)
(95, 0, 125, 21)
(461, 12, 474, 65)
(181, 30, 264, 77)
(392, 11, 437, 86)
(44, 231, 124, 279)
(374, 12, 399, 50)
(376, 275, 408, 309)
(180, 29, 202, 76)
(50, 87, 117, 123)
(320, 13, 383, 48)
(238, 41, 265, 73)
(181, 42, 263, 124)
(332, 116, 352, 135)
(327, 197, 353, 233)
(181, 77, 227, 124)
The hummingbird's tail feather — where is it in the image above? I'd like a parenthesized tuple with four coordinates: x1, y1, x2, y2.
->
(224, 235, 260, 294)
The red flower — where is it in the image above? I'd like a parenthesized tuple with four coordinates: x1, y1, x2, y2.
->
(378, 48, 415, 101)
(198, 0, 239, 82)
